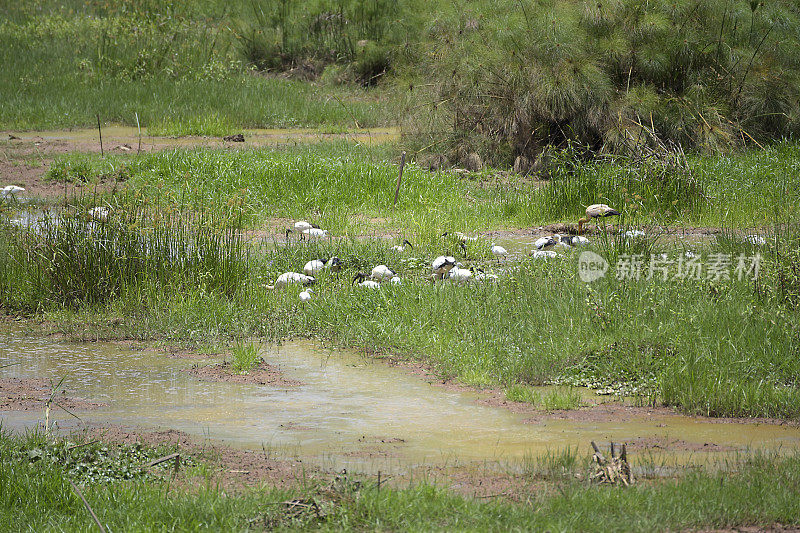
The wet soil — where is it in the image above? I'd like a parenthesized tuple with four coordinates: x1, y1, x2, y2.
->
(0, 377, 107, 411)
(81, 424, 314, 492)
(75, 423, 551, 501)
(69, 422, 534, 499)
(183, 359, 303, 387)
(3, 335, 797, 503)
(380, 353, 799, 436)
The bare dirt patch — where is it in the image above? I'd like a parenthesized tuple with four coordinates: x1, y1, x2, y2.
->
(183, 359, 302, 386)
(0, 377, 106, 411)
(424, 464, 543, 502)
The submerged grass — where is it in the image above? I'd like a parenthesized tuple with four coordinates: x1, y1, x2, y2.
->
(2, 429, 800, 532)
(0, 197, 247, 311)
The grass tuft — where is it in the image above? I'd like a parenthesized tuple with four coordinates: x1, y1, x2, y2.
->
(230, 340, 261, 374)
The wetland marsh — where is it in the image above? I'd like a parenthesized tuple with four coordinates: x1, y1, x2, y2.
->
(3, 0, 800, 530)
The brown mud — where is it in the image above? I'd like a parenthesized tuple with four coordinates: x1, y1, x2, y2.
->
(0, 377, 107, 411)
(183, 359, 303, 387)
(81, 424, 314, 492)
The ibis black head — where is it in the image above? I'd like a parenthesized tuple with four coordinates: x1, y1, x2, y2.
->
(441, 232, 449, 237)
(352, 272, 366, 284)
(403, 239, 413, 248)
(459, 241, 467, 256)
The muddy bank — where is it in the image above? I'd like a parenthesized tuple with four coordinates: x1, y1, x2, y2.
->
(77, 423, 537, 499)
(183, 359, 302, 386)
(82, 424, 315, 492)
(0, 377, 106, 411)
(380, 353, 799, 432)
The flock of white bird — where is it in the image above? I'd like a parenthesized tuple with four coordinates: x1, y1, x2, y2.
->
(268, 220, 604, 302)
(3, 196, 768, 307)
(286, 220, 329, 240)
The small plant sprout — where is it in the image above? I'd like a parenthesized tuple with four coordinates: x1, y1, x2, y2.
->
(43, 377, 81, 434)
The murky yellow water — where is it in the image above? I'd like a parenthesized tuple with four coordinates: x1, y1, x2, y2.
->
(2, 335, 798, 473)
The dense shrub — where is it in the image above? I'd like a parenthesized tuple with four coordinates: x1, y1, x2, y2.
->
(230, 0, 420, 81)
(415, 0, 800, 164)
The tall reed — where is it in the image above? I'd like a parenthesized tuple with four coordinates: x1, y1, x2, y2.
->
(0, 198, 247, 310)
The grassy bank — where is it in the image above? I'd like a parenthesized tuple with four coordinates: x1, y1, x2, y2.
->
(2, 212, 798, 418)
(3, 143, 800, 418)
(2, 430, 800, 531)
(37, 140, 800, 230)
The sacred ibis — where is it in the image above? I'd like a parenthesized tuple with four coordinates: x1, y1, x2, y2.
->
(353, 272, 381, 289)
(491, 243, 508, 260)
(578, 204, 620, 234)
(391, 239, 413, 252)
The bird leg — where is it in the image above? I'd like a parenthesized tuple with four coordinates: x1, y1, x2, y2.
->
(577, 217, 590, 235)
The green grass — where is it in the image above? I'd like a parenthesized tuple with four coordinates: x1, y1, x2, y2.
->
(3, 429, 800, 532)
(505, 385, 584, 410)
(0, 73, 396, 134)
(0, 2, 400, 132)
(230, 340, 261, 373)
(5, 223, 797, 418)
(5, 143, 800, 418)
(36, 141, 800, 234)
(0, 198, 247, 310)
